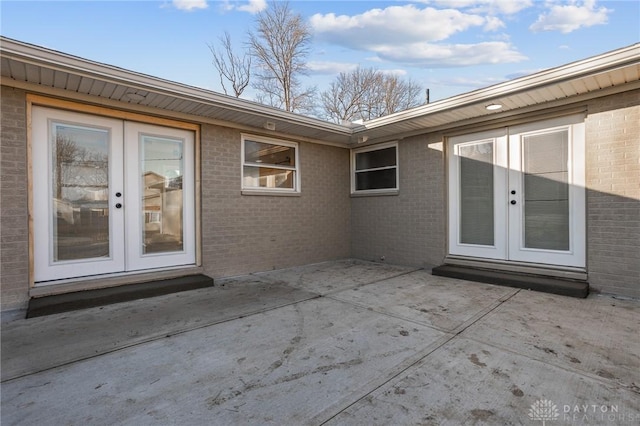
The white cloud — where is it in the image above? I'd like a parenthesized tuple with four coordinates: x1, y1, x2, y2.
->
(307, 61, 359, 75)
(172, 0, 208, 11)
(237, 0, 267, 14)
(375, 42, 527, 67)
(420, 0, 533, 15)
(484, 16, 506, 31)
(379, 69, 408, 77)
(530, 0, 610, 33)
(309, 5, 527, 68)
(310, 5, 486, 47)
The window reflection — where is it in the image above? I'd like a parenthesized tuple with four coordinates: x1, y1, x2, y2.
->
(141, 136, 184, 254)
(52, 123, 110, 261)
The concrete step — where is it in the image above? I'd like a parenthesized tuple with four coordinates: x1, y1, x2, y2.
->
(27, 274, 214, 318)
(431, 265, 588, 298)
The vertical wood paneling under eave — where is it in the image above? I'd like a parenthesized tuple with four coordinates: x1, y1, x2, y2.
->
(53, 70, 68, 90)
(109, 85, 127, 100)
(39, 67, 55, 86)
(25, 63, 41, 83)
(77, 76, 94, 94)
(65, 74, 82, 92)
(99, 82, 117, 99)
(88, 79, 106, 96)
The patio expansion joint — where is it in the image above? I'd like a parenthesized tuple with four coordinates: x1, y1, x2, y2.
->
(319, 267, 424, 297)
(313, 288, 524, 425)
(459, 327, 640, 396)
(1, 292, 323, 384)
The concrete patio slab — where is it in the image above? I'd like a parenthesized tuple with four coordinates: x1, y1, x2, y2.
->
(1, 276, 318, 381)
(2, 260, 639, 426)
(330, 270, 519, 333)
(255, 259, 419, 295)
(460, 290, 640, 392)
(327, 337, 640, 425)
(1, 297, 447, 426)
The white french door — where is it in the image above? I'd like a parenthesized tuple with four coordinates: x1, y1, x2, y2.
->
(32, 106, 195, 283)
(448, 115, 585, 268)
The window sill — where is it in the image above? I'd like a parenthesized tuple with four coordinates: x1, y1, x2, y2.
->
(241, 189, 301, 197)
(351, 189, 399, 197)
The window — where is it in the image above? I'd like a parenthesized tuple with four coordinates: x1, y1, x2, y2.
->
(351, 142, 398, 194)
(242, 135, 299, 193)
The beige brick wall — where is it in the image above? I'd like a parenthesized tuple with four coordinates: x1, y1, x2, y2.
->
(350, 91, 639, 299)
(1, 85, 638, 312)
(351, 134, 446, 268)
(200, 125, 351, 279)
(0, 87, 30, 311)
(586, 90, 640, 298)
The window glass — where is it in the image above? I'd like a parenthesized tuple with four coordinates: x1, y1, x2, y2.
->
(355, 147, 396, 170)
(242, 136, 298, 192)
(244, 141, 295, 167)
(459, 141, 494, 246)
(355, 169, 396, 190)
(352, 144, 398, 193)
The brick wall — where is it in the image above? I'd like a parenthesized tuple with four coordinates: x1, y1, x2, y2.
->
(586, 90, 640, 298)
(200, 124, 351, 279)
(0, 87, 30, 311)
(351, 134, 446, 268)
(1, 85, 638, 312)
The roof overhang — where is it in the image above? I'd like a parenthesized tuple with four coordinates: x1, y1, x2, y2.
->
(1, 36, 639, 147)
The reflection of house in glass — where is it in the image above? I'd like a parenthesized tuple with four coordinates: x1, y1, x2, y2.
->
(54, 155, 109, 261)
(143, 171, 183, 254)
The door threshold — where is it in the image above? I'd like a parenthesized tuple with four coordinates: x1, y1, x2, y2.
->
(432, 264, 588, 298)
(27, 274, 214, 318)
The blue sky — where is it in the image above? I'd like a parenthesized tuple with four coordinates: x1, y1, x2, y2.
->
(1, 0, 639, 104)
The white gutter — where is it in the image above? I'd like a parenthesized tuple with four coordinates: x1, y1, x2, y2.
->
(358, 43, 640, 132)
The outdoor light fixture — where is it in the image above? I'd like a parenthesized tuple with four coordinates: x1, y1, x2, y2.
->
(264, 121, 276, 131)
(485, 103, 503, 111)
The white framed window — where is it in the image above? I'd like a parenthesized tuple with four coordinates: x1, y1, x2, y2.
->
(241, 134, 300, 194)
(351, 142, 399, 194)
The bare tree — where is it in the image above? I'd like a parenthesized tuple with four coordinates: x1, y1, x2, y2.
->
(248, 1, 315, 113)
(321, 67, 424, 123)
(379, 74, 424, 117)
(208, 31, 251, 97)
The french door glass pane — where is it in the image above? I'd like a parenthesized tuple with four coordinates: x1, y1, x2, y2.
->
(141, 135, 184, 254)
(459, 142, 494, 245)
(51, 122, 110, 261)
(522, 131, 570, 250)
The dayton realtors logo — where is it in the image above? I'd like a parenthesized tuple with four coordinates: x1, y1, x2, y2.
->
(528, 399, 639, 424)
(529, 399, 560, 425)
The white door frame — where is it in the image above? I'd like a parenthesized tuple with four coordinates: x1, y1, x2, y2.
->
(448, 128, 508, 260)
(32, 106, 126, 282)
(124, 121, 196, 271)
(448, 115, 586, 268)
(32, 106, 196, 284)
(507, 116, 586, 267)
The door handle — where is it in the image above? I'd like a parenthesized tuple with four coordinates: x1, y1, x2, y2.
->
(510, 200, 516, 205)
(115, 203, 123, 209)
